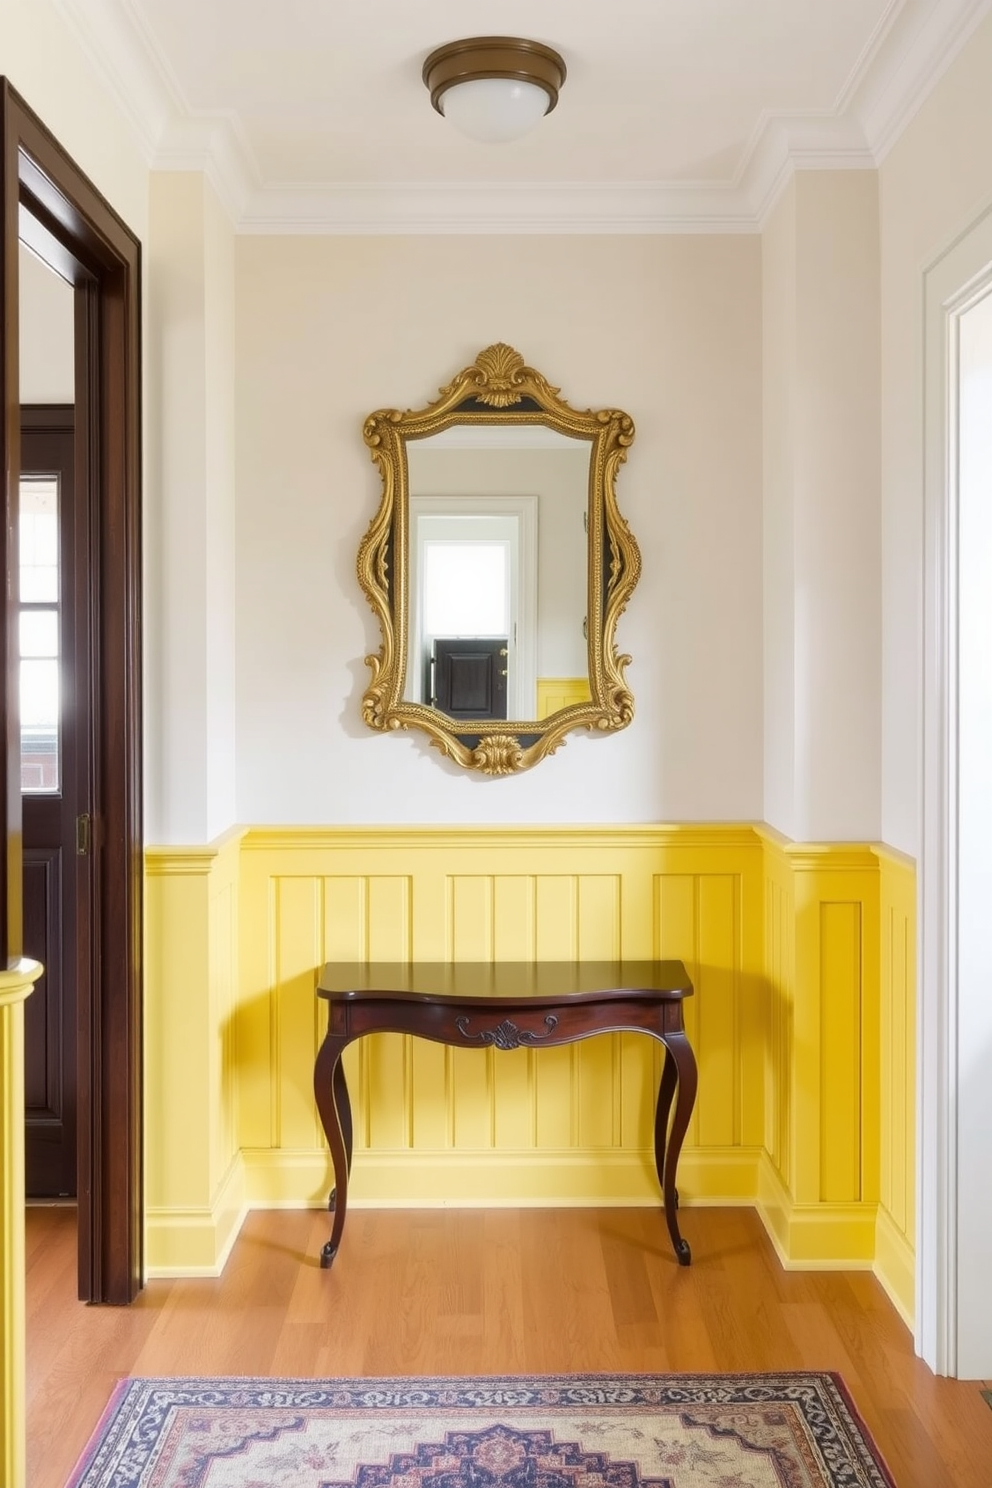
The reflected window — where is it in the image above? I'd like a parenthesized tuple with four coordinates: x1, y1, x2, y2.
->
(423, 539, 509, 636)
(19, 476, 60, 792)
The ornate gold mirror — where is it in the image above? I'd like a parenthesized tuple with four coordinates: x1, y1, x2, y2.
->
(358, 344, 640, 774)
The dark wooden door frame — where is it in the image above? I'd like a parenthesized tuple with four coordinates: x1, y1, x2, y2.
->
(1, 80, 143, 1303)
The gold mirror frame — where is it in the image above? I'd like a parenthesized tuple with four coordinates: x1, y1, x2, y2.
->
(358, 343, 640, 775)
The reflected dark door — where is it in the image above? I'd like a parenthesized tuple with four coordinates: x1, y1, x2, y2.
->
(433, 638, 508, 721)
(21, 408, 78, 1198)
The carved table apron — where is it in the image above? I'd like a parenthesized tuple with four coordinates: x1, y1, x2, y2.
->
(314, 960, 697, 1269)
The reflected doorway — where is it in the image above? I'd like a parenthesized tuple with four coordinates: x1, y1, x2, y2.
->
(408, 497, 538, 718)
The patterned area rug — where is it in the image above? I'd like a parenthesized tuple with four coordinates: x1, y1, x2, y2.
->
(66, 1373, 896, 1488)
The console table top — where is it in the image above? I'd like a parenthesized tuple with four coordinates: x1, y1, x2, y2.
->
(317, 959, 692, 1007)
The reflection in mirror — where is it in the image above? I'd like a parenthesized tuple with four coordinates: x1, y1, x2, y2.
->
(359, 344, 639, 775)
(405, 425, 589, 723)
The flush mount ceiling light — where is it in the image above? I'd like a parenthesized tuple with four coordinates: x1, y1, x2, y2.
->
(422, 36, 567, 144)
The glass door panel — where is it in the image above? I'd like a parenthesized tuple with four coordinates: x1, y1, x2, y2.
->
(19, 475, 60, 792)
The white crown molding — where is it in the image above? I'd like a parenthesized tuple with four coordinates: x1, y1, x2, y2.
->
(833, 0, 909, 116)
(51, 0, 992, 233)
(154, 116, 256, 225)
(50, 0, 173, 161)
(52, 0, 258, 221)
(236, 181, 758, 236)
(743, 114, 876, 226)
(854, 0, 992, 162)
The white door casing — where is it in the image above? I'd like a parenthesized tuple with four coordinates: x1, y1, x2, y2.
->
(921, 200, 992, 1378)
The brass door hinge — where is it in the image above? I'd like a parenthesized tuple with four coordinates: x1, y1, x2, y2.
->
(76, 812, 92, 856)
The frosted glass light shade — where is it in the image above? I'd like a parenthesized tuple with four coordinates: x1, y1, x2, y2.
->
(422, 38, 566, 145)
(440, 77, 552, 143)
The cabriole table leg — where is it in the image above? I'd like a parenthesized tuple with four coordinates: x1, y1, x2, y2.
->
(313, 1033, 351, 1267)
(655, 1032, 698, 1265)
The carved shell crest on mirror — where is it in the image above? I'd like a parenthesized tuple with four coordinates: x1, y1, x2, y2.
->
(358, 344, 640, 775)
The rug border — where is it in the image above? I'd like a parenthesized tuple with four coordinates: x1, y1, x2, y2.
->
(812, 1370, 900, 1488)
(63, 1377, 132, 1488)
(64, 1370, 899, 1488)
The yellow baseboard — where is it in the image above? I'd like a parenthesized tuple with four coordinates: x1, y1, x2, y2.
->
(144, 1145, 899, 1284)
(756, 1152, 875, 1268)
(144, 1154, 247, 1277)
(873, 1202, 915, 1326)
(241, 1146, 761, 1209)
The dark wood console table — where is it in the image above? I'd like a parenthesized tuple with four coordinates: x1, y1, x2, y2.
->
(313, 960, 697, 1269)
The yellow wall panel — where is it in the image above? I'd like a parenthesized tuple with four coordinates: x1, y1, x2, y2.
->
(535, 876, 579, 959)
(493, 876, 536, 959)
(365, 1033, 410, 1149)
(273, 876, 323, 1151)
(788, 850, 879, 1210)
(145, 866, 212, 1202)
(534, 1045, 576, 1148)
(450, 1044, 494, 1148)
(577, 875, 621, 959)
(575, 1034, 619, 1148)
(322, 876, 367, 963)
(450, 876, 494, 960)
(145, 833, 244, 1274)
(210, 879, 238, 1189)
(619, 1031, 660, 1149)
(654, 873, 696, 967)
(409, 1039, 449, 1149)
(878, 848, 917, 1282)
(367, 877, 412, 961)
(236, 850, 275, 1151)
(885, 902, 911, 1227)
(818, 901, 862, 1203)
(492, 1048, 534, 1149)
(697, 874, 740, 1148)
(760, 836, 794, 1184)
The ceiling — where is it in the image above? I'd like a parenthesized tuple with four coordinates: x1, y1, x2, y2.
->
(55, 0, 992, 229)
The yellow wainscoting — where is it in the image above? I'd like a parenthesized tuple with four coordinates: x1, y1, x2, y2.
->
(144, 829, 245, 1275)
(536, 678, 592, 719)
(756, 834, 881, 1268)
(235, 826, 767, 1219)
(142, 824, 917, 1318)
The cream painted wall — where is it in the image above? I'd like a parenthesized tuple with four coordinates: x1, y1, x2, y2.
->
(203, 184, 238, 841)
(762, 184, 797, 837)
(762, 171, 881, 844)
(146, 174, 237, 844)
(880, 7, 992, 857)
(235, 235, 764, 826)
(18, 244, 73, 403)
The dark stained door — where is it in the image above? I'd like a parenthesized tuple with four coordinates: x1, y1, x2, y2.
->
(20, 409, 78, 1198)
(433, 638, 508, 721)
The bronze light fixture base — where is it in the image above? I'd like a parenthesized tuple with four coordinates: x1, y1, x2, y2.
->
(422, 36, 567, 118)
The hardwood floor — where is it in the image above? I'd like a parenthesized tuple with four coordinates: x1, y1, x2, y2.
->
(25, 1203, 992, 1488)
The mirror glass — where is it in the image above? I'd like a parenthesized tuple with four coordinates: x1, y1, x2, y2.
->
(404, 424, 589, 724)
(358, 344, 639, 775)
